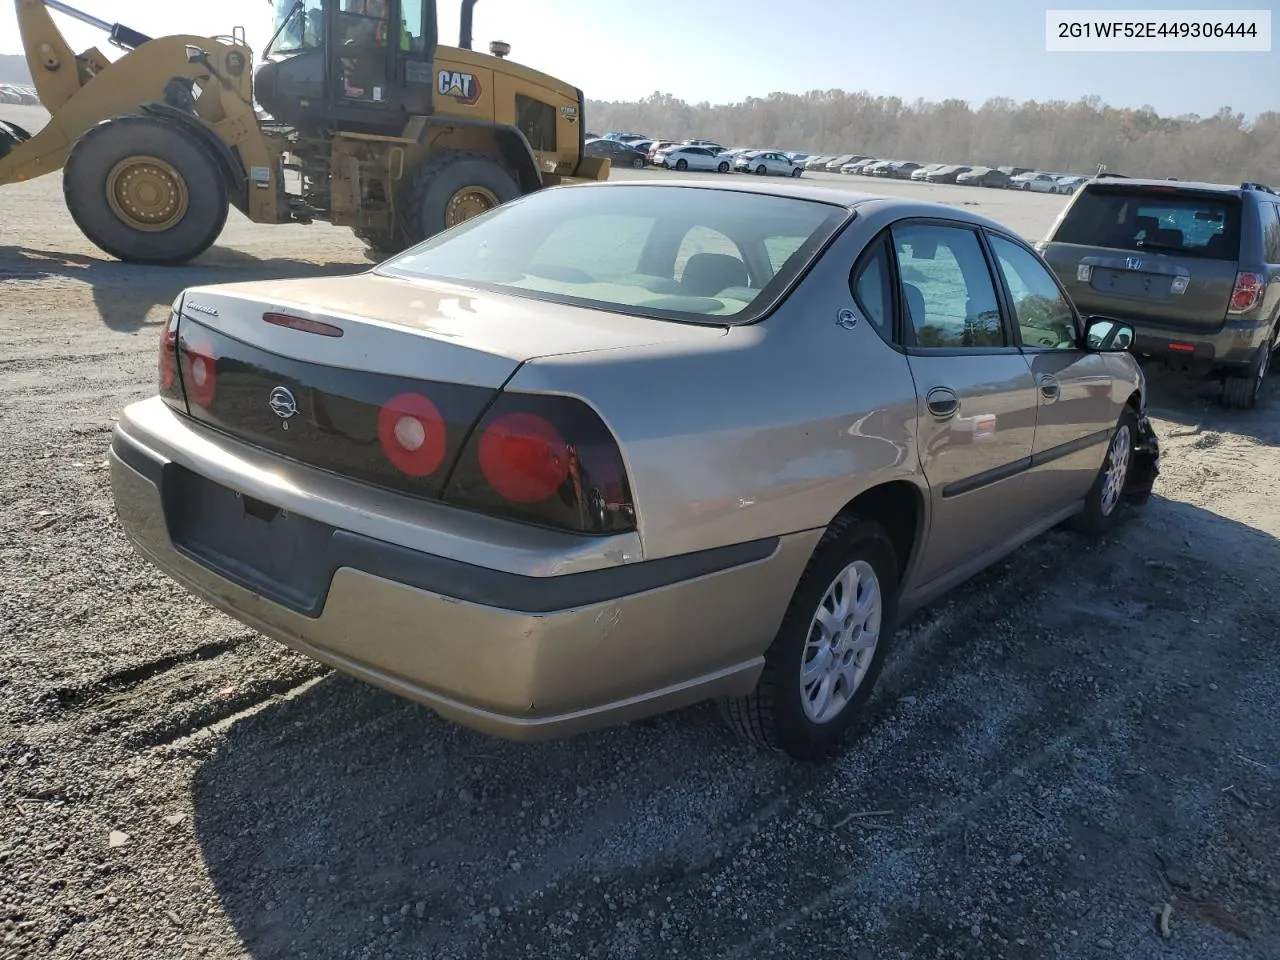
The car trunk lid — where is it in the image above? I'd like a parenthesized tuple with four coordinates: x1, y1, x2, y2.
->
(169, 272, 723, 502)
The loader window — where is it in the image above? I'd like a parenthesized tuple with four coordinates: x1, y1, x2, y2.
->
(515, 95, 557, 153)
(266, 0, 325, 55)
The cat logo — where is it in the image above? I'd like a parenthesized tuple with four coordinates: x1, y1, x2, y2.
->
(437, 69, 481, 106)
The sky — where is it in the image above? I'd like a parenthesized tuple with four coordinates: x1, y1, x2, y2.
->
(1, 0, 1273, 119)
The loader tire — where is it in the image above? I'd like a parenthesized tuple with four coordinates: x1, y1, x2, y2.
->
(400, 150, 521, 247)
(63, 115, 228, 265)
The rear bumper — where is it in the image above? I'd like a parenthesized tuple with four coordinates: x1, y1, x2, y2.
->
(108, 399, 819, 741)
(1130, 317, 1271, 370)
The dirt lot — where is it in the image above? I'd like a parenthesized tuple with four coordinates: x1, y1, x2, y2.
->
(2, 105, 1278, 959)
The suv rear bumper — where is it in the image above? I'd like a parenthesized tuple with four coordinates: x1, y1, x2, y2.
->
(1130, 316, 1272, 371)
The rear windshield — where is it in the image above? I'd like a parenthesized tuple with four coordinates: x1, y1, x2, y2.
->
(1053, 186, 1241, 260)
(376, 185, 849, 325)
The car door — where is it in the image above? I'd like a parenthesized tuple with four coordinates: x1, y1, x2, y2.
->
(891, 220, 1041, 586)
(985, 231, 1119, 507)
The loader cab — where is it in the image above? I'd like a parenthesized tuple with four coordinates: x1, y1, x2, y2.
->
(255, 0, 438, 133)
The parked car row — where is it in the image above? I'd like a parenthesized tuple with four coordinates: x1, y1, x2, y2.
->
(585, 133, 807, 178)
(0, 83, 39, 105)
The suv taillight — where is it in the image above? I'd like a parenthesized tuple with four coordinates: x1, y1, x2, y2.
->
(442, 392, 636, 535)
(1228, 272, 1263, 314)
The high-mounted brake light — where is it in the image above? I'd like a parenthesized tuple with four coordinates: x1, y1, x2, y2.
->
(1228, 272, 1263, 314)
(263, 312, 344, 337)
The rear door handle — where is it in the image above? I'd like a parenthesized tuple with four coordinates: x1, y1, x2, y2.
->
(1038, 375, 1060, 400)
(926, 386, 960, 419)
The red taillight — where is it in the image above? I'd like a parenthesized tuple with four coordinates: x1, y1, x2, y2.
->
(180, 339, 217, 407)
(159, 325, 177, 393)
(1168, 342, 1195, 353)
(263, 312, 344, 337)
(377, 392, 447, 477)
(1228, 272, 1263, 314)
(443, 393, 636, 534)
(478, 413, 569, 503)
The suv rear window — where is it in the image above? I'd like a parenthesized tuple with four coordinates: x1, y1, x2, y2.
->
(1053, 186, 1242, 260)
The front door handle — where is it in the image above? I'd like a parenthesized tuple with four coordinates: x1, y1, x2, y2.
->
(1038, 374, 1060, 400)
(926, 386, 960, 419)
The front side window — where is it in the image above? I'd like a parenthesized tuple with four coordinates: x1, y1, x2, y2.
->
(377, 185, 848, 324)
(892, 223, 1005, 348)
(988, 234, 1078, 349)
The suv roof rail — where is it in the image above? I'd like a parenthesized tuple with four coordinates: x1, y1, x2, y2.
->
(1241, 181, 1277, 194)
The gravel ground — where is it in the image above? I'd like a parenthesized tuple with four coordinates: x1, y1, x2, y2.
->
(2, 104, 1278, 959)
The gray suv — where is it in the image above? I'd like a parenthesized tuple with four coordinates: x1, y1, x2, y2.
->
(1038, 178, 1280, 408)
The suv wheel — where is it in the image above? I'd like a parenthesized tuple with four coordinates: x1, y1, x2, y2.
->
(1222, 333, 1274, 409)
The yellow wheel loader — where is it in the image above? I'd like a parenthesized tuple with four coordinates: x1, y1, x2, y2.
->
(0, 0, 609, 264)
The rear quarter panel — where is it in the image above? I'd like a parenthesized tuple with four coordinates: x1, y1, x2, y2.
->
(505, 222, 924, 561)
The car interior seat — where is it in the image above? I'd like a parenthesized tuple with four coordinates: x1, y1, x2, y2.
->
(680, 253, 749, 297)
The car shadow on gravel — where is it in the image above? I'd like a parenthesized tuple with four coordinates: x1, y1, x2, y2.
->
(0, 245, 368, 332)
(1141, 362, 1280, 446)
(188, 494, 1280, 960)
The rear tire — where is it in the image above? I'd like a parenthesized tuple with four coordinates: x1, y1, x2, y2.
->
(400, 150, 521, 248)
(1068, 405, 1142, 535)
(63, 115, 228, 265)
(755, 164, 767, 175)
(1221, 336, 1272, 409)
(719, 516, 900, 760)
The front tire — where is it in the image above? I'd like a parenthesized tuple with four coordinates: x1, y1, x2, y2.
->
(718, 161, 730, 173)
(400, 150, 520, 247)
(791, 166, 802, 177)
(1069, 405, 1142, 534)
(632, 156, 645, 169)
(720, 517, 900, 760)
(63, 115, 228, 265)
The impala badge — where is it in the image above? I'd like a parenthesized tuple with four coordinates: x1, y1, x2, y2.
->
(269, 386, 298, 430)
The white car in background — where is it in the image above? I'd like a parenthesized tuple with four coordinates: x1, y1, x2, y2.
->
(1010, 171, 1062, 193)
(1052, 175, 1087, 194)
(661, 145, 734, 173)
(734, 151, 802, 177)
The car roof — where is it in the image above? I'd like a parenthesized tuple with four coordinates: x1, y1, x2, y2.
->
(558, 178, 1029, 230)
(1081, 176, 1262, 196)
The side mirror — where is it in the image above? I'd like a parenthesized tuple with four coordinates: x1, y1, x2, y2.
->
(1082, 315, 1135, 352)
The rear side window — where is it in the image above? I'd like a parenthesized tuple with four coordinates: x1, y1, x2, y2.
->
(1053, 186, 1241, 260)
(850, 236, 893, 340)
(1261, 202, 1280, 263)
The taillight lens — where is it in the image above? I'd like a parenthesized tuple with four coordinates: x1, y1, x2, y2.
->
(377, 392, 447, 477)
(179, 337, 217, 407)
(159, 314, 181, 406)
(1228, 272, 1263, 314)
(443, 393, 636, 534)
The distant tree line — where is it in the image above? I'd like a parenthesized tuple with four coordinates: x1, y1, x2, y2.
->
(585, 90, 1280, 184)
